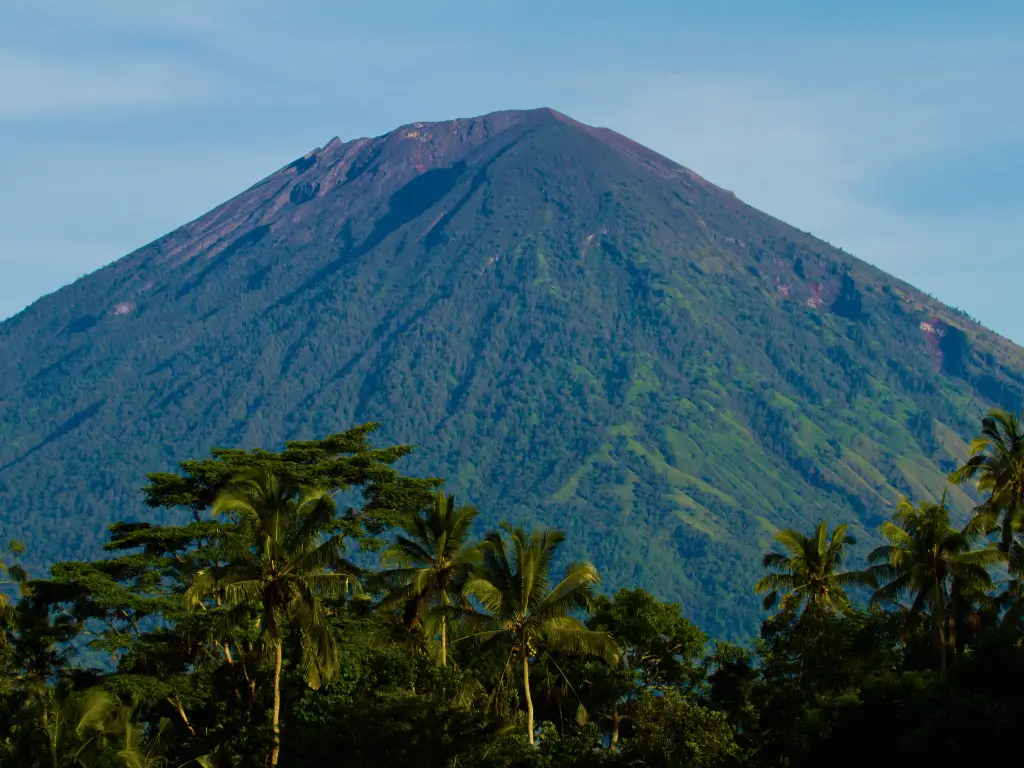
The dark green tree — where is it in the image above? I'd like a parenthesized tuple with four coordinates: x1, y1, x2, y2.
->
(1, 427, 438, 767)
(704, 640, 758, 739)
(13, 684, 115, 768)
(586, 588, 706, 749)
(143, 423, 438, 550)
(617, 689, 738, 768)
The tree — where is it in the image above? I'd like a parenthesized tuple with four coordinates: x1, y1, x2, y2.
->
(997, 536, 1024, 629)
(0, 428, 435, 767)
(0, 538, 26, 629)
(867, 496, 1001, 672)
(586, 588, 706, 749)
(183, 471, 358, 767)
(617, 689, 738, 768)
(754, 520, 871, 617)
(461, 524, 620, 745)
(952, 409, 1024, 550)
(15, 684, 115, 768)
(106, 700, 215, 768)
(704, 640, 758, 739)
(372, 490, 479, 666)
(84, 426, 434, 750)
(143, 423, 439, 550)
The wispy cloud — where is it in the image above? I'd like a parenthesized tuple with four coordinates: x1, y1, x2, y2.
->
(0, 51, 212, 117)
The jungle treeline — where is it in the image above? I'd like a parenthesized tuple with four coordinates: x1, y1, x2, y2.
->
(1, 410, 1023, 768)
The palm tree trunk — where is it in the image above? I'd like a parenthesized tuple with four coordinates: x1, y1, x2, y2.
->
(1002, 494, 1022, 551)
(610, 702, 621, 751)
(935, 577, 948, 675)
(170, 696, 196, 736)
(938, 615, 948, 674)
(441, 615, 447, 667)
(523, 654, 535, 746)
(949, 611, 959, 659)
(271, 641, 283, 767)
(42, 702, 58, 768)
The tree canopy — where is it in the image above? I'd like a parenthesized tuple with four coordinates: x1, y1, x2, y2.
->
(3, 409, 1024, 767)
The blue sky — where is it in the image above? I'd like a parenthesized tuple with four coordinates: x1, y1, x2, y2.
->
(1, 1, 1022, 342)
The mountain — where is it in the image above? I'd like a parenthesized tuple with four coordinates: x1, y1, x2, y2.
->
(2, 107, 1023, 638)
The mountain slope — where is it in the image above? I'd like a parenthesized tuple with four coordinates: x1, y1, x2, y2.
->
(2, 108, 1023, 638)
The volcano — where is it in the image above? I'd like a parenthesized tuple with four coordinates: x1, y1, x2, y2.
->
(2, 108, 1022, 638)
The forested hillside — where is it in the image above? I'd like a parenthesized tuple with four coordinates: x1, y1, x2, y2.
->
(1, 108, 1023, 638)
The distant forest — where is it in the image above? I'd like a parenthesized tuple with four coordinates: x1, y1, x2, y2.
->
(2, 408, 1024, 767)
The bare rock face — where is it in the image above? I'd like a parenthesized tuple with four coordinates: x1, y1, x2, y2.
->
(1, 108, 1022, 639)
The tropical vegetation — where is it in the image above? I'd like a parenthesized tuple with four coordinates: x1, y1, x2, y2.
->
(1, 409, 1024, 767)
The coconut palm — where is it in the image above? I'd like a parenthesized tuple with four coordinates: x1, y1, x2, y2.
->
(867, 495, 1001, 672)
(183, 470, 357, 767)
(754, 520, 872, 617)
(460, 524, 620, 745)
(372, 490, 479, 666)
(952, 408, 1024, 550)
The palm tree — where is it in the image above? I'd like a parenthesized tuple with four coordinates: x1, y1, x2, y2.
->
(867, 495, 1001, 672)
(952, 408, 1024, 550)
(18, 683, 114, 768)
(991, 534, 1024, 630)
(460, 524, 620, 745)
(183, 471, 357, 767)
(372, 490, 479, 666)
(754, 520, 871, 617)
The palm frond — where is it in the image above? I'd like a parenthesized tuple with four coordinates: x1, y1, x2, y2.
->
(464, 577, 506, 616)
(543, 624, 621, 665)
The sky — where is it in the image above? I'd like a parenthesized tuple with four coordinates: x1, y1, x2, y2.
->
(1, 1, 1022, 342)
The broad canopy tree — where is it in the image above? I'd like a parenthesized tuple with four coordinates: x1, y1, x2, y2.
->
(586, 588, 707, 750)
(7, 425, 438, 768)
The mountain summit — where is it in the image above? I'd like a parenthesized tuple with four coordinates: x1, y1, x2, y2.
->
(2, 109, 1022, 637)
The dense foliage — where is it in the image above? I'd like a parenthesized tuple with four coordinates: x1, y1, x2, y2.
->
(3, 109, 1024, 641)
(2, 408, 1024, 767)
